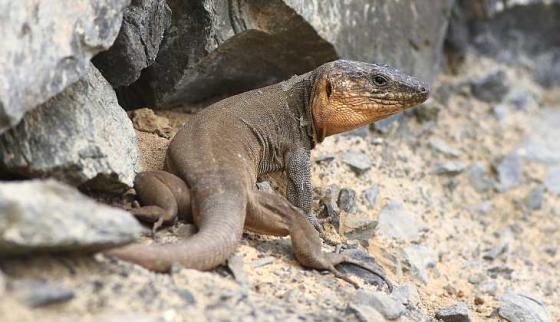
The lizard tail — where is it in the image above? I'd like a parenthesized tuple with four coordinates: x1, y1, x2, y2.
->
(105, 190, 247, 272)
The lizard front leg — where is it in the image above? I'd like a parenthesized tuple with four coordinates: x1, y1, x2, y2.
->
(285, 148, 323, 232)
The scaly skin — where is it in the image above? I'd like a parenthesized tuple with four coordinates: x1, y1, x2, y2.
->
(105, 60, 429, 288)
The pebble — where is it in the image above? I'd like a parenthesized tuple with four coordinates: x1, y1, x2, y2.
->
(477, 278, 497, 297)
(10, 279, 74, 307)
(429, 137, 462, 157)
(468, 163, 495, 192)
(227, 255, 249, 288)
(403, 245, 437, 284)
(349, 303, 386, 322)
(351, 289, 405, 320)
(482, 229, 512, 261)
(435, 302, 473, 322)
(492, 104, 509, 121)
(470, 70, 510, 103)
(526, 185, 545, 210)
(391, 283, 420, 308)
(433, 161, 467, 176)
(377, 201, 425, 242)
(498, 292, 551, 322)
(496, 153, 524, 191)
(252, 256, 275, 268)
(256, 181, 274, 192)
(362, 185, 379, 209)
(338, 188, 357, 213)
(342, 151, 373, 174)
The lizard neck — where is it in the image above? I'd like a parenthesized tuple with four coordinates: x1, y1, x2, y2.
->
(281, 72, 317, 148)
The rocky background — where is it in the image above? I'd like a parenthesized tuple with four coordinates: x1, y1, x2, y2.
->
(0, 1, 558, 321)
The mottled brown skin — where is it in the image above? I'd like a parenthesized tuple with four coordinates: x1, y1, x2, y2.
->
(105, 60, 429, 289)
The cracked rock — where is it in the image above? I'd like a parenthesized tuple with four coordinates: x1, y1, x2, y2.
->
(0, 0, 129, 133)
(93, 0, 172, 87)
(498, 292, 551, 322)
(0, 64, 139, 192)
(0, 179, 143, 255)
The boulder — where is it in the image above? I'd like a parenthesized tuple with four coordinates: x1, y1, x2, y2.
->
(0, 64, 139, 192)
(0, 0, 130, 133)
(0, 180, 143, 255)
(446, 0, 560, 87)
(119, 0, 453, 108)
(93, 0, 172, 87)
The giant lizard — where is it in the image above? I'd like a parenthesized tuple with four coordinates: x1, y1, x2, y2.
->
(106, 60, 429, 288)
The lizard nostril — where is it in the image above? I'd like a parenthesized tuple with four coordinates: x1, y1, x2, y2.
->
(420, 86, 427, 93)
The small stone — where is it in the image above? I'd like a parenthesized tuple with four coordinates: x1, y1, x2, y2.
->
(506, 90, 538, 110)
(129, 108, 172, 138)
(351, 290, 406, 320)
(403, 245, 437, 284)
(256, 181, 274, 192)
(377, 201, 425, 242)
(470, 71, 510, 103)
(391, 283, 421, 308)
(492, 104, 509, 121)
(362, 185, 379, 209)
(474, 201, 493, 215)
(349, 303, 386, 322)
(314, 153, 335, 163)
(468, 163, 495, 192)
(543, 245, 557, 257)
(435, 302, 473, 322)
(482, 229, 512, 261)
(498, 292, 551, 322)
(227, 255, 249, 288)
(342, 151, 373, 174)
(434, 161, 467, 176)
(10, 279, 74, 307)
(338, 188, 357, 213)
(527, 185, 545, 210)
(477, 280, 498, 296)
(252, 256, 275, 268)
(429, 138, 462, 157)
(467, 273, 485, 285)
(496, 153, 524, 191)
(545, 166, 560, 195)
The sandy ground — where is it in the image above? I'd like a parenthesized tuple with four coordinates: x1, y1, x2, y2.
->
(0, 54, 558, 321)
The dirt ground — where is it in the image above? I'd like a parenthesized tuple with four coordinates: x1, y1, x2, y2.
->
(0, 54, 558, 321)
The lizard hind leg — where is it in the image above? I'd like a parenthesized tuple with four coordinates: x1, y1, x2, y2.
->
(246, 190, 392, 291)
(132, 171, 192, 232)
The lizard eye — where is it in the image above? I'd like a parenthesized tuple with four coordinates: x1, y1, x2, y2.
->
(325, 80, 333, 98)
(372, 75, 388, 87)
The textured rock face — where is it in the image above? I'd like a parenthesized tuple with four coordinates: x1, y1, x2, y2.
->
(0, 64, 139, 192)
(0, 0, 130, 133)
(120, 0, 452, 108)
(446, 0, 560, 87)
(92, 0, 172, 88)
(0, 180, 143, 255)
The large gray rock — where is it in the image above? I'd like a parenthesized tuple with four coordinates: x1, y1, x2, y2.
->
(446, 1, 560, 87)
(93, 0, 172, 87)
(120, 0, 453, 108)
(0, 180, 143, 255)
(498, 292, 551, 322)
(0, 64, 139, 192)
(0, 0, 130, 133)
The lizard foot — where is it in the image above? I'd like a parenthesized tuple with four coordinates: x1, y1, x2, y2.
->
(321, 252, 393, 291)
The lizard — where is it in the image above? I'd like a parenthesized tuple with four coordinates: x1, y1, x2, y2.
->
(105, 60, 429, 289)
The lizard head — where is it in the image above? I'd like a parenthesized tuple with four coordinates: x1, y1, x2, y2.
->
(310, 60, 429, 143)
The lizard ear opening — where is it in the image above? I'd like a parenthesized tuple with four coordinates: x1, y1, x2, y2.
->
(325, 80, 333, 98)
